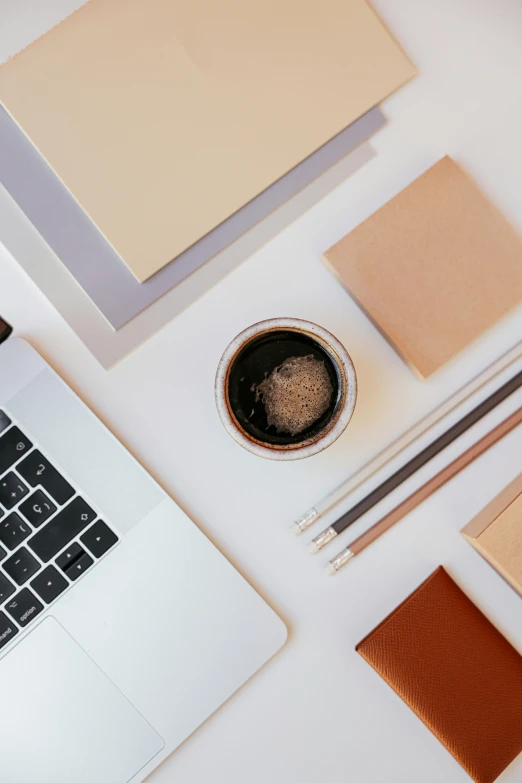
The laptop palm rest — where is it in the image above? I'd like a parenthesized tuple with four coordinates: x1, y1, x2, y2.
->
(0, 618, 164, 783)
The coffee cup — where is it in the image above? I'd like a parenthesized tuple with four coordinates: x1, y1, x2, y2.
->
(215, 318, 357, 460)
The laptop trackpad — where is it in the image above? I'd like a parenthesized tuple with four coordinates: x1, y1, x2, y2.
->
(0, 618, 164, 783)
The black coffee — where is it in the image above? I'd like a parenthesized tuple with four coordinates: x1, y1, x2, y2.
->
(227, 330, 341, 446)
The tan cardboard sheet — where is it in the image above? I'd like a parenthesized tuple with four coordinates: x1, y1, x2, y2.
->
(462, 474, 522, 596)
(0, 0, 414, 281)
(462, 474, 522, 540)
(477, 493, 522, 589)
(323, 157, 522, 378)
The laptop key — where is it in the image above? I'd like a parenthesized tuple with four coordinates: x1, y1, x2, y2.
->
(31, 566, 68, 604)
(56, 542, 84, 570)
(3, 547, 41, 586)
(65, 552, 93, 582)
(0, 512, 31, 550)
(28, 497, 96, 563)
(5, 588, 43, 627)
(0, 411, 12, 436)
(0, 544, 5, 562)
(0, 611, 18, 650)
(0, 572, 15, 603)
(0, 472, 29, 510)
(19, 490, 57, 528)
(81, 521, 118, 559)
(0, 426, 32, 474)
(17, 450, 74, 506)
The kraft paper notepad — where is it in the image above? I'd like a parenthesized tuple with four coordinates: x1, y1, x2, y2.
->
(323, 157, 522, 378)
(0, 0, 414, 282)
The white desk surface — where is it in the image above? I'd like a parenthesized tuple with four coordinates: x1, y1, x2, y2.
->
(1, 1, 522, 781)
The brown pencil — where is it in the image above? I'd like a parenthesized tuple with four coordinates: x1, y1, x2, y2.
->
(326, 406, 522, 574)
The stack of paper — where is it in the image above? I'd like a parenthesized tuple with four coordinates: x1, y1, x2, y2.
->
(0, 0, 414, 366)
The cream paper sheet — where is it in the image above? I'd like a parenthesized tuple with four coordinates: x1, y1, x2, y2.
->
(0, 0, 414, 281)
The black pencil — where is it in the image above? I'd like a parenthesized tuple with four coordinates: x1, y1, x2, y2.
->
(309, 367, 522, 552)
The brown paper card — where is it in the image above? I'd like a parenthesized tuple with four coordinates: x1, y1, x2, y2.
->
(323, 157, 522, 377)
(463, 474, 522, 597)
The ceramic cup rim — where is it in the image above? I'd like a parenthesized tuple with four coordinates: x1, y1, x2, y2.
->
(214, 317, 357, 460)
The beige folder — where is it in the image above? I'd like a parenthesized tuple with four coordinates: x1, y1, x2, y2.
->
(0, 0, 414, 282)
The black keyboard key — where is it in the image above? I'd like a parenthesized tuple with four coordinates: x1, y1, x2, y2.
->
(0, 544, 5, 562)
(56, 543, 93, 583)
(0, 473, 29, 510)
(17, 451, 74, 506)
(0, 512, 31, 550)
(5, 589, 43, 627)
(56, 542, 84, 571)
(19, 490, 57, 528)
(0, 411, 11, 436)
(28, 497, 96, 563)
(3, 547, 41, 585)
(31, 566, 68, 604)
(0, 318, 12, 345)
(64, 552, 93, 581)
(81, 521, 118, 559)
(0, 611, 18, 650)
(0, 427, 32, 474)
(0, 572, 15, 603)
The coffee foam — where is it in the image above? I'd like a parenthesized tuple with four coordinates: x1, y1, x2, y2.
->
(254, 354, 333, 436)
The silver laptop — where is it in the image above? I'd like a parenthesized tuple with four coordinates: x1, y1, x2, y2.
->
(0, 334, 287, 783)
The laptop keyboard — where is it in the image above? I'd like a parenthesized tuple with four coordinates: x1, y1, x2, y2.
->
(0, 411, 119, 652)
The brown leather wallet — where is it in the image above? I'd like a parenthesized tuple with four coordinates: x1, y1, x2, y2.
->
(357, 567, 522, 783)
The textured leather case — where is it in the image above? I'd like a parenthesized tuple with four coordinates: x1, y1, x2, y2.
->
(357, 567, 522, 783)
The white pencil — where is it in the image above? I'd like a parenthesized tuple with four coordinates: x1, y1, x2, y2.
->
(290, 341, 522, 535)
